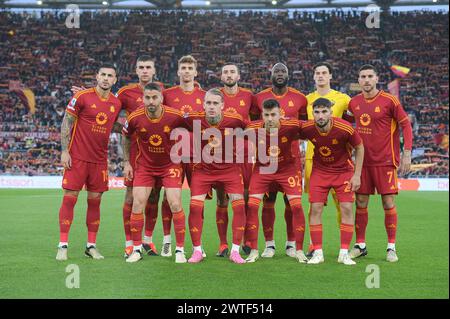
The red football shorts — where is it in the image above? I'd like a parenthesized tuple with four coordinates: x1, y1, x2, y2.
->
(249, 164, 302, 197)
(358, 165, 399, 195)
(133, 163, 183, 189)
(190, 166, 244, 197)
(309, 169, 355, 203)
(62, 158, 108, 193)
(267, 157, 303, 194)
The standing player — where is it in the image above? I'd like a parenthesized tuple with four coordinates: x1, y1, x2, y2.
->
(122, 83, 188, 263)
(304, 62, 351, 257)
(56, 64, 122, 261)
(160, 55, 206, 257)
(299, 98, 364, 265)
(346, 65, 413, 262)
(249, 63, 307, 258)
(186, 89, 247, 264)
(245, 99, 307, 263)
(214, 63, 254, 257)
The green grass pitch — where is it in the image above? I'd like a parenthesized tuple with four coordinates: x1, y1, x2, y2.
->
(0, 189, 448, 299)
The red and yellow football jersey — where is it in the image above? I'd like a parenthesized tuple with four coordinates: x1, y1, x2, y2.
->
(348, 90, 413, 167)
(220, 87, 253, 122)
(299, 117, 362, 173)
(163, 85, 206, 114)
(246, 119, 301, 169)
(123, 106, 187, 168)
(66, 88, 122, 163)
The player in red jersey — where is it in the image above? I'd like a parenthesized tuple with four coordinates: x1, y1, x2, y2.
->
(159, 55, 207, 258)
(122, 83, 188, 263)
(244, 99, 307, 263)
(185, 89, 248, 264)
(346, 65, 413, 262)
(71, 56, 165, 258)
(56, 63, 123, 261)
(249, 63, 307, 258)
(299, 98, 364, 265)
(213, 63, 254, 257)
(115, 55, 165, 258)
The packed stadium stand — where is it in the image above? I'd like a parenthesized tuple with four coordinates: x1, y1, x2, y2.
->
(0, 9, 448, 177)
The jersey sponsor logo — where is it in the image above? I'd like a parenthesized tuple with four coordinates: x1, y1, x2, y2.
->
(226, 107, 237, 114)
(196, 98, 202, 105)
(360, 113, 371, 126)
(375, 106, 381, 113)
(95, 112, 108, 125)
(240, 100, 245, 106)
(332, 138, 339, 145)
(319, 146, 332, 157)
(268, 145, 281, 157)
(90, 104, 97, 109)
(110, 105, 116, 113)
(181, 105, 193, 114)
(288, 100, 294, 107)
(149, 134, 163, 146)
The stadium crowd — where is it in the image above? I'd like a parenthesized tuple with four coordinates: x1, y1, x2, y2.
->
(0, 9, 448, 177)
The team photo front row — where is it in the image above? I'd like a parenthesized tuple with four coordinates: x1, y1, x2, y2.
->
(55, 57, 413, 266)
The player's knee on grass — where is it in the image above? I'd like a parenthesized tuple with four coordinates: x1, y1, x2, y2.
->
(339, 202, 354, 224)
(381, 195, 395, 210)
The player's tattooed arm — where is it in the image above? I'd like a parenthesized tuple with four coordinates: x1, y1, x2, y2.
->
(60, 112, 76, 169)
(112, 122, 123, 133)
(122, 135, 133, 180)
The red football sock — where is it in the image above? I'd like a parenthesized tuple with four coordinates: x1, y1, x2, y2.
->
(288, 198, 305, 251)
(130, 213, 144, 247)
(355, 207, 368, 243)
(122, 203, 132, 242)
(144, 202, 158, 238)
(310, 224, 323, 250)
(231, 199, 246, 246)
(216, 205, 229, 246)
(59, 195, 77, 243)
(86, 197, 101, 244)
(340, 223, 354, 249)
(261, 198, 275, 242)
(384, 207, 398, 244)
(172, 210, 186, 248)
(246, 197, 261, 250)
(189, 199, 204, 247)
(162, 199, 172, 236)
(284, 202, 295, 242)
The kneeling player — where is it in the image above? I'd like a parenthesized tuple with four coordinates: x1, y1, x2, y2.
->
(245, 99, 307, 263)
(300, 98, 364, 265)
(122, 83, 188, 263)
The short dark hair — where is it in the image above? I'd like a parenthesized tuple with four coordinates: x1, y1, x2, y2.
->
(313, 62, 333, 74)
(312, 97, 332, 109)
(359, 64, 377, 75)
(222, 63, 240, 74)
(98, 63, 117, 74)
(136, 55, 155, 65)
(262, 99, 280, 110)
(144, 82, 162, 92)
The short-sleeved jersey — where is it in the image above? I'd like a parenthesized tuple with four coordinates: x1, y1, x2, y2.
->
(220, 87, 254, 122)
(246, 119, 300, 170)
(305, 89, 351, 160)
(66, 88, 122, 163)
(184, 112, 247, 172)
(251, 87, 307, 158)
(299, 118, 362, 173)
(348, 90, 411, 167)
(122, 106, 187, 168)
(116, 82, 164, 115)
(163, 85, 206, 114)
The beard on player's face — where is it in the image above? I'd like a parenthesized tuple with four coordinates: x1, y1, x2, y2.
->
(315, 118, 329, 128)
(272, 77, 288, 89)
(223, 80, 237, 88)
